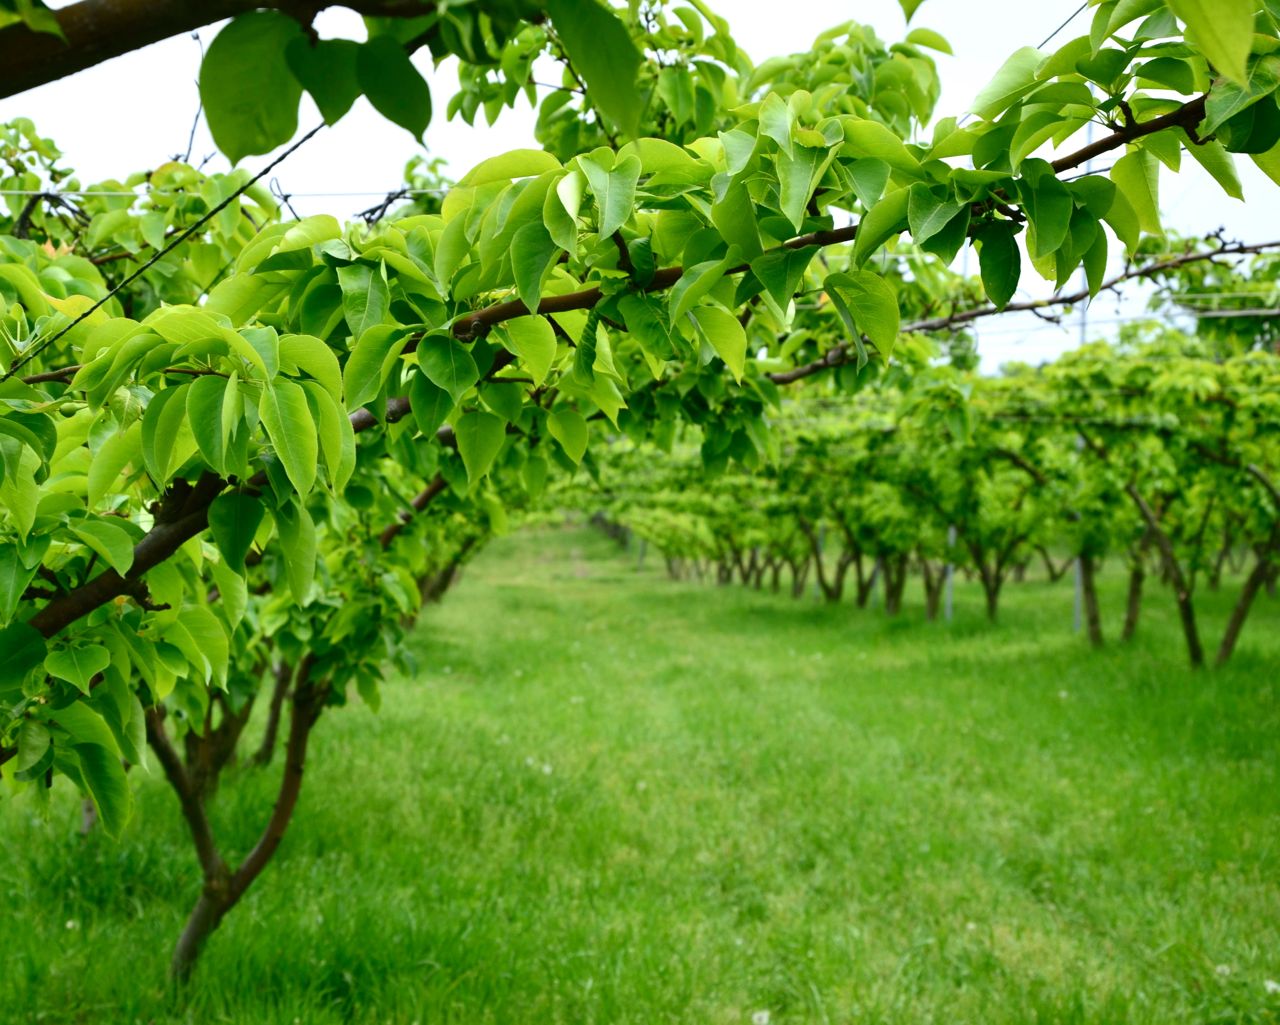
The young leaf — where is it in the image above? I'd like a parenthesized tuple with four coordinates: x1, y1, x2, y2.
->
(186, 374, 231, 473)
(1168, 0, 1254, 85)
(336, 262, 390, 338)
(498, 316, 557, 388)
(45, 644, 110, 693)
(579, 153, 642, 238)
(1111, 150, 1162, 234)
(511, 222, 558, 314)
(690, 306, 747, 382)
(409, 369, 454, 438)
(853, 188, 910, 266)
(825, 271, 900, 355)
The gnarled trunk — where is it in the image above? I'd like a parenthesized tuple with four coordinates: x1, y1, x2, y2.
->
(1080, 552, 1104, 648)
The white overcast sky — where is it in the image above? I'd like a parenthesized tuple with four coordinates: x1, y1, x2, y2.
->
(8, 1, 1278, 368)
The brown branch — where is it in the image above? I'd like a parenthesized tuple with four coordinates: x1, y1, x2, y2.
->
(145, 707, 227, 880)
(0, 0, 436, 99)
(379, 473, 447, 548)
(1049, 96, 1208, 174)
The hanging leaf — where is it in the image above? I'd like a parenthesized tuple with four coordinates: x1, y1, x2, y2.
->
(356, 35, 432, 141)
(546, 0, 644, 137)
(200, 12, 305, 163)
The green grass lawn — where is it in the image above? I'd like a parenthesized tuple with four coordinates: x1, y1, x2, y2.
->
(3, 526, 1279, 1024)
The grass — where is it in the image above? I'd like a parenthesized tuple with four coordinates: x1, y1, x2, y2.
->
(2, 525, 1279, 1024)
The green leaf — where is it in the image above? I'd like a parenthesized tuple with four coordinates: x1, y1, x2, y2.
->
(579, 153, 642, 238)
(511, 222, 558, 314)
(356, 35, 432, 141)
(419, 335, 480, 403)
(547, 409, 589, 464)
(970, 46, 1042, 121)
(825, 271, 900, 356)
(0, 545, 36, 626)
(905, 27, 952, 54)
(546, 0, 644, 137)
(285, 37, 361, 125)
(75, 742, 130, 838)
(260, 379, 318, 496)
(759, 92, 794, 157)
(455, 411, 505, 483)
(279, 334, 343, 401)
(1203, 56, 1280, 135)
(208, 493, 264, 572)
(141, 383, 191, 484)
(186, 374, 232, 473)
(975, 221, 1021, 309)
(200, 11, 305, 163)
(176, 606, 229, 686)
(853, 187, 910, 266)
(1169, 0, 1254, 85)
(1021, 170, 1074, 259)
(344, 324, 409, 409)
(750, 246, 818, 308)
(1184, 137, 1244, 199)
(907, 183, 965, 245)
(0, 622, 44, 696)
(336, 262, 390, 338)
(776, 145, 822, 232)
(460, 149, 563, 186)
(1111, 149, 1161, 234)
(409, 369, 454, 438)
(273, 500, 316, 604)
(498, 316, 557, 388)
(16, 720, 49, 773)
(45, 644, 110, 693)
(690, 306, 747, 382)
(71, 520, 134, 576)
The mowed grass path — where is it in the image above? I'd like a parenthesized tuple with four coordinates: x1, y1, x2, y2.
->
(3, 526, 1279, 1024)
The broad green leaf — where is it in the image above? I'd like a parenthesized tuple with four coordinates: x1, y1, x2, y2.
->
(344, 325, 409, 409)
(1021, 170, 1074, 259)
(826, 270, 900, 355)
(1111, 149, 1161, 234)
(546, 0, 644, 136)
(970, 46, 1042, 120)
(776, 145, 821, 232)
(1203, 56, 1280, 134)
(285, 37, 361, 125)
(409, 370, 454, 438)
(200, 12, 305, 163)
(905, 27, 952, 53)
(1185, 137, 1244, 199)
(273, 500, 316, 604)
(1169, 0, 1254, 85)
(176, 606, 229, 686)
(460, 149, 562, 186)
(759, 92, 794, 157)
(975, 221, 1021, 308)
(579, 153, 642, 238)
(0, 622, 44, 696)
(498, 316, 557, 388)
(208, 493, 264, 572)
(0, 546, 35, 626)
(750, 246, 818, 308)
(279, 334, 343, 401)
(259, 379, 318, 496)
(336, 262, 390, 338)
(45, 644, 110, 693)
(511, 222, 558, 314)
(547, 409, 589, 464)
(71, 520, 134, 576)
(853, 187, 910, 266)
(455, 411, 505, 483)
(356, 35, 431, 140)
(690, 306, 747, 382)
(141, 383, 191, 484)
(842, 119, 921, 173)
(419, 335, 480, 403)
(53, 701, 119, 753)
(907, 183, 964, 245)
(16, 720, 50, 773)
(76, 742, 130, 838)
(186, 374, 232, 473)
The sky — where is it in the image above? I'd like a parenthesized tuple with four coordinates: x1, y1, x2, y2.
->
(6, 1, 1278, 370)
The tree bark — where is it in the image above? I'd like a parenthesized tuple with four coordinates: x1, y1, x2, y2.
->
(1126, 484, 1204, 668)
(1215, 551, 1275, 667)
(252, 661, 293, 768)
(1080, 552, 1104, 648)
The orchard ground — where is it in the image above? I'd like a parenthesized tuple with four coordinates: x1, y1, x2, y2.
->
(3, 525, 1278, 1025)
